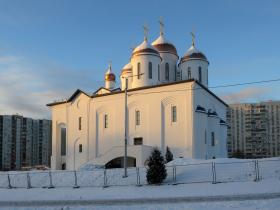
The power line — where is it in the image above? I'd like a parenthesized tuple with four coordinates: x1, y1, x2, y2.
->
(128, 78, 280, 96)
(209, 78, 280, 89)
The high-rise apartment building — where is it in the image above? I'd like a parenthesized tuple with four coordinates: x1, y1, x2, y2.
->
(227, 101, 280, 158)
(0, 115, 52, 171)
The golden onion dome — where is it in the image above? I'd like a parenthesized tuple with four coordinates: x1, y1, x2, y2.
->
(152, 34, 178, 57)
(105, 64, 116, 81)
(180, 44, 208, 64)
(132, 39, 159, 57)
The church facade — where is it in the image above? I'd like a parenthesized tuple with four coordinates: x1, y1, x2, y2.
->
(47, 24, 228, 170)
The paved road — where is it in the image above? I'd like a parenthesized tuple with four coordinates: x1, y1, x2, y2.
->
(1, 192, 280, 207)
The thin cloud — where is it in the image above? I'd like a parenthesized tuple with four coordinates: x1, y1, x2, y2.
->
(220, 87, 271, 104)
(0, 54, 102, 119)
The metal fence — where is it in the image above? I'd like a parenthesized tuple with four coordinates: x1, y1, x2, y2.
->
(0, 159, 279, 189)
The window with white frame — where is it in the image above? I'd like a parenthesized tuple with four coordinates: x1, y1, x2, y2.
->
(198, 66, 202, 83)
(137, 62, 141, 79)
(135, 110, 140, 126)
(171, 106, 177, 122)
(211, 132, 215, 146)
(188, 67, 191, 79)
(165, 63, 169, 80)
(148, 62, 152, 79)
(104, 114, 108, 128)
(78, 117, 82, 130)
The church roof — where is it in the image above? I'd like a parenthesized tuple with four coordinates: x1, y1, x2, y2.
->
(93, 87, 121, 95)
(68, 89, 90, 101)
(46, 79, 228, 107)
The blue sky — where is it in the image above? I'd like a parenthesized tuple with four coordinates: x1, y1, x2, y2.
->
(0, 0, 280, 118)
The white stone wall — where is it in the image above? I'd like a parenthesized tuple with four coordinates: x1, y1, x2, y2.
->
(179, 59, 209, 87)
(158, 53, 178, 83)
(120, 70, 133, 90)
(131, 54, 161, 88)
(50, 81, 227, 170)
(192, 82, 227, 159)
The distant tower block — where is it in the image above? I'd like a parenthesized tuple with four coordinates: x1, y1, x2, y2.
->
(105, 62, 116, 90)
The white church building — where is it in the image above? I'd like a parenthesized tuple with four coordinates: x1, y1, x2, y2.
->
(47, 23, 228, 170)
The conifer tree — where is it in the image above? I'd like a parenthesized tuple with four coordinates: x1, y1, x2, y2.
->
(165, 146, 173, 163)
(146, 147, 167, 184)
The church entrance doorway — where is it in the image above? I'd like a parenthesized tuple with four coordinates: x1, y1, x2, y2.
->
(105, 157, 136, 169)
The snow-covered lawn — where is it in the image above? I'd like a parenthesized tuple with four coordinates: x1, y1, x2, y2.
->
(0, 157, 279, 209)
(9, 199, 280, 210)
(1, 157, 279, 189)
(0, 179, 279, 209)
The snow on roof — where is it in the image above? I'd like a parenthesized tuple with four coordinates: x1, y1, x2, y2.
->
(151, 34, 172, 45)
(122, 62, 132, 70)
(133, 39, 158, 54)
(184, 45, 200, 56)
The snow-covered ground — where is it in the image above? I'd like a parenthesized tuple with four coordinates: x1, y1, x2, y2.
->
(1, 157, 279, 189)
(0, 179, 279, 209)
(6, 199, 280, 210)
(0, 157, 279, 209)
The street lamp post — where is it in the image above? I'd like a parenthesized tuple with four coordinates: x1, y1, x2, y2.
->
(73, 138, 79, 170)
(122, 73, 143, 178)
(123, 78, 128, 178)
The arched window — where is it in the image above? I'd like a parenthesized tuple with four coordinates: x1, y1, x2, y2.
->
(104, 114, 108, 128)
(148, 62, 152, 79)
(158, 64, 160, 81)
(165, 63, 169, 81)
(61, 127, 66, 156)
(198, 66, 202, 83)
(171, 106, 177, 122)
(211, 132, 215, 146)
(188, 67, 191, 79)
(137, 62, 141, 79)
(135, 110, 140, 126)
(78, 117, 82, 130)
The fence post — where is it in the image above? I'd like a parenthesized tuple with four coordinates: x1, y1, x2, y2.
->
(257, 160, 260, 181)
(103, 169, 108, 188)
(26, 172, 31, 189)
(254, 160, 260, 182)
(172, 166, 177, 185)
(48, 171, 55, 189)
(7, 173, 12, 189)
(136, 167, 141, 186)
(73, 170, 80, 188)
(212, 162, 217, 184)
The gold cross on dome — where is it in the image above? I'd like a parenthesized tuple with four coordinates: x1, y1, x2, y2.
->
(190, 31, 195, 46)
(143, 24, 149, 41)
(159, 16, 164, 35)
(130, 44, 136, 52)
(108, 60, 112, 69)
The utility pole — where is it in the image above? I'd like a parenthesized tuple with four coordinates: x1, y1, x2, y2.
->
(123, 78, 128, 178)
(122, 73, 143, 178)
(73, 138, 79, 170)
